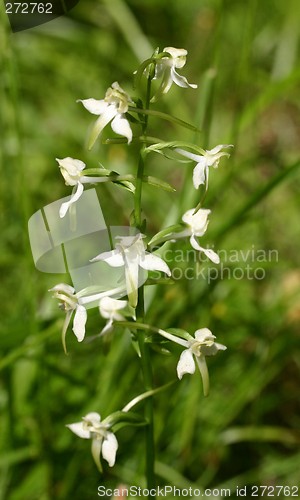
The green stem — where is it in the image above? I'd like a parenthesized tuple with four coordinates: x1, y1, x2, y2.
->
(134, 152, 145, 229)
(133, 76, 156, 495)
(134, 76, 152, 229)
(137, 289, 156, 492)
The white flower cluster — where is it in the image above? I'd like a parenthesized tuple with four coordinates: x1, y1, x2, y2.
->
(47, 47, 230, 472)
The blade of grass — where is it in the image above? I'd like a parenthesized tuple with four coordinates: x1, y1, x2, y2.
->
(102, 0, 153, 62)
(215, 158, 300, 242)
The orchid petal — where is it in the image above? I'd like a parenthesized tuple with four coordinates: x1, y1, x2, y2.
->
(111, 114, 132, 143)
(193, 160, 207, 189)
(51, 292, 76, 309)
(177, 348, 196, 379)
(78, 98, 108, 115)
(194, 328, 214, 342)
(140, 253, 171, 276)
(190, 236, 220, 263)
(90, 249, 124, 267)
(208, 144, 233, 155)
(62, 309, 73, 354)
(59, 182, 84, 218)
(175, 148, 203, 162)
(201, 342, 227, 357)
(163, 47, 188, 67)
(57, 157, 86, 186)
(215, 342, 227, 351)
(85, 412, 101, 424)
(124, 257, 139, 308)
(100, 319, 114, 336)
(99, 297, 128, 318)
(91, 438, 103, 472)
(195, 354, 210, 396)
(88, 105, 118, 149)
(73, 305, 87, 342)
(102, 432, 118, 467)
(182, 208, 210, 236)
(158, 68, 173, 95)
(206, 152, 230, 167)
(171, 68, 197, 89)
(67, 422, 91, 439)
(49, 283, 75, 295)
(56, 157, 86, 175)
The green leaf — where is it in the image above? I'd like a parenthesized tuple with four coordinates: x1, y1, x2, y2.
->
(128, 107, 200, 132)
(143, 175, 176, 192)
(113, 179, 135, 193)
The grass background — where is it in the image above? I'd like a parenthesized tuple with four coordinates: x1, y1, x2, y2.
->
(1, 0, 300, 498)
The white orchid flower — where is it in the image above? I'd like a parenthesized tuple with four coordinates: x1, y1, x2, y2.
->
(176, 144, 233, 189)
(151, 47, 197, 101)
(90, 234, 171, 308)
(78, 82, 133, 149)
(57, 157, 116, 218)
(153, 326, 226, 396)
(176, 328, 227, 396)
(49, 283, 87, 352)
(67, 412, 118, 472)
(57, 157, 86, 218)
(182, 208, 220, 264)
(99, 297, 128, 335)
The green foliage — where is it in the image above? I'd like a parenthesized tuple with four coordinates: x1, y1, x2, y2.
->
(1, 0, 300, 498)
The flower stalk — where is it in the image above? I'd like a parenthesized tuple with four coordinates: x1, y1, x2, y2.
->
(133, 73, 156, 494)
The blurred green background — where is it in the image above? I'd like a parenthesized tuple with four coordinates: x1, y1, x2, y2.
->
(1, 0, 300, 498)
